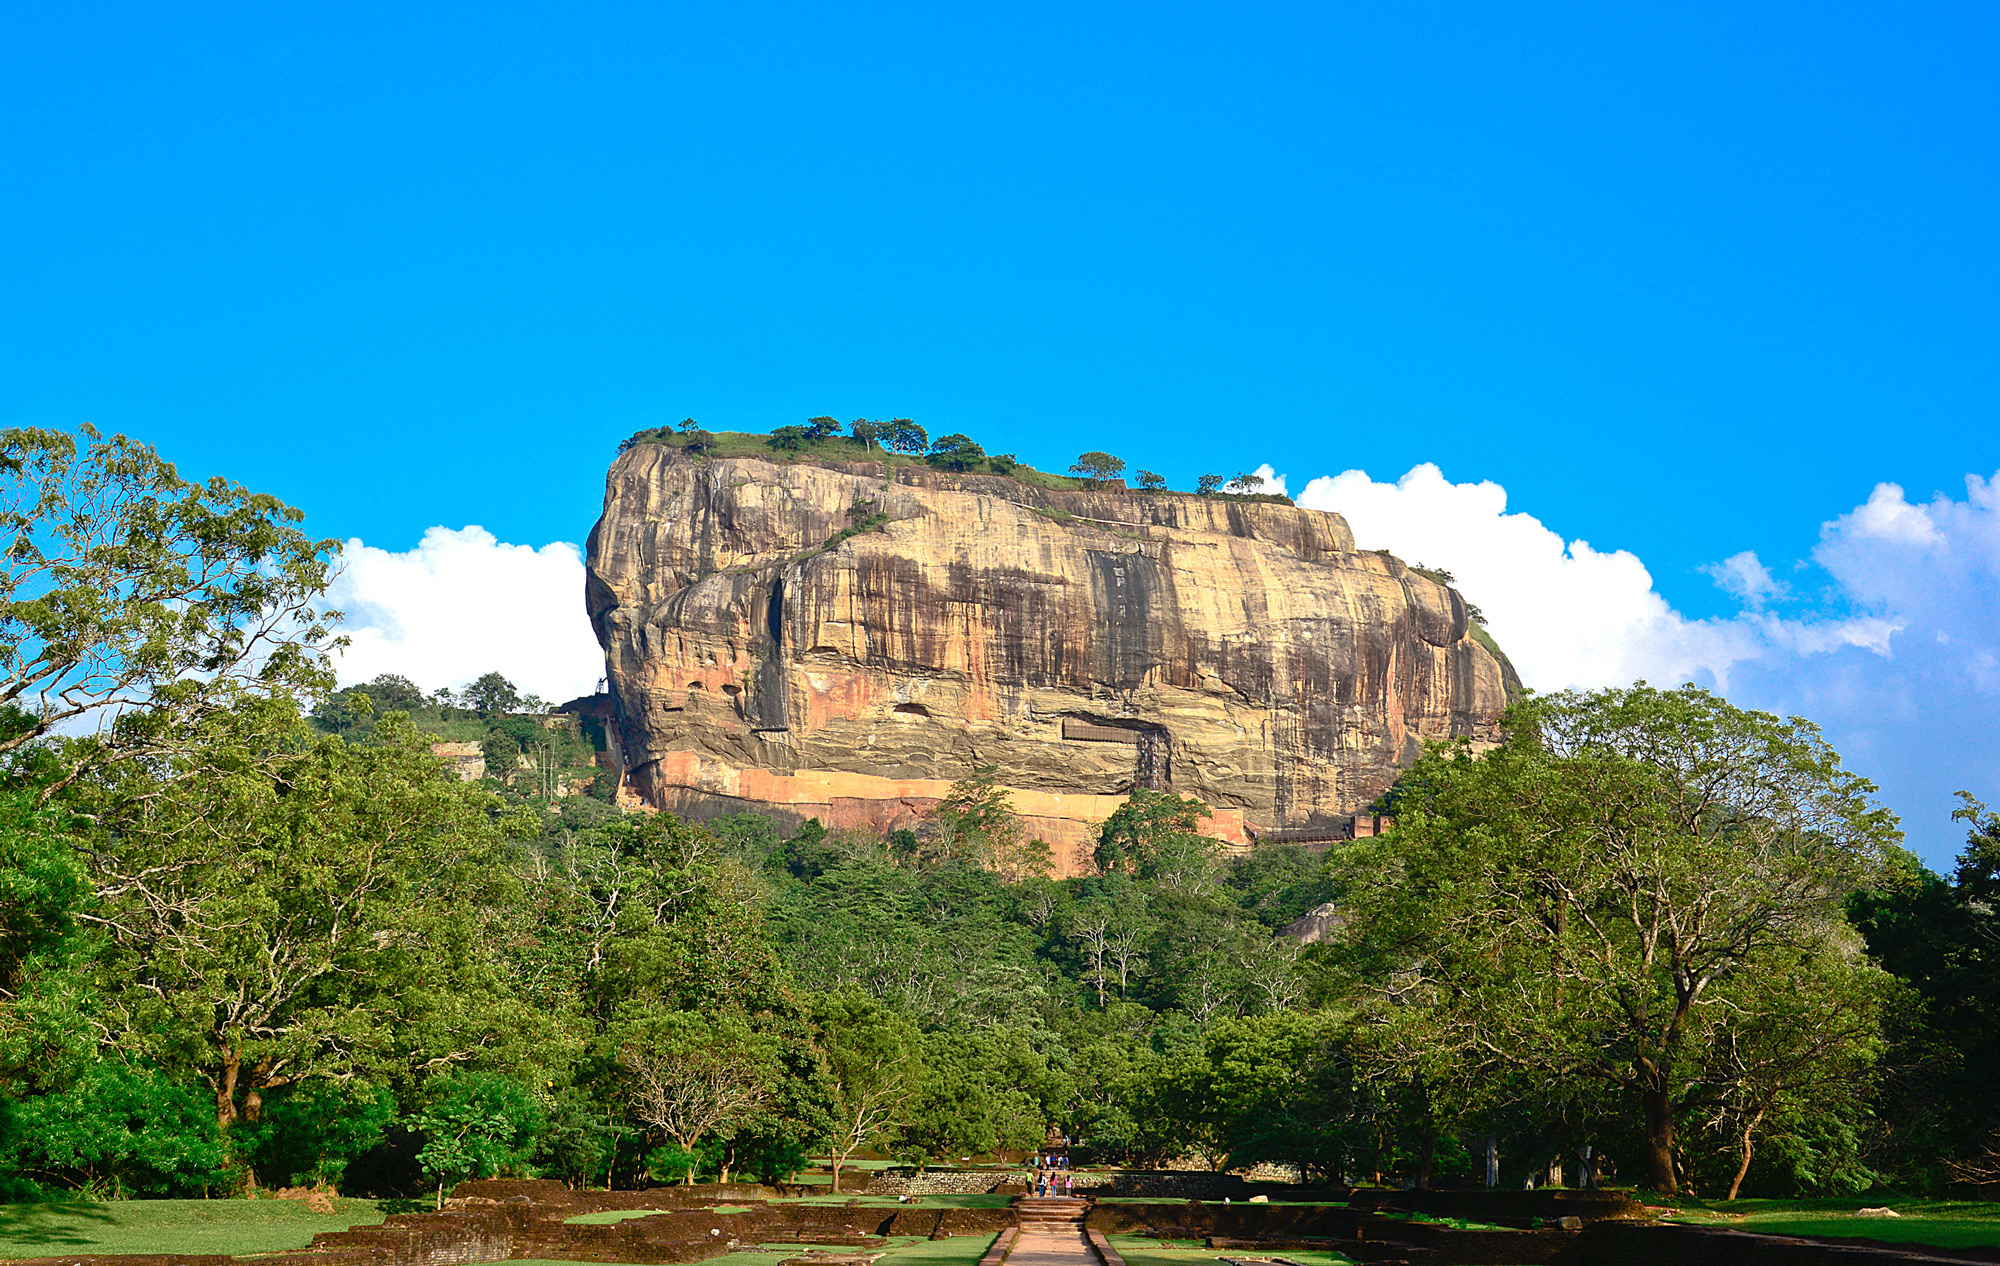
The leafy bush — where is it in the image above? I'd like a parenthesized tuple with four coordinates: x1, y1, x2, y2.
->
(240, 1081, 395, 1190)
(408, 1072, 544, 1206)
(6, 1062, 231, 1197)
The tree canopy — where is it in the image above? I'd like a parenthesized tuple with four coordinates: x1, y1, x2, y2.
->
(1329, 685, 1898, 1194)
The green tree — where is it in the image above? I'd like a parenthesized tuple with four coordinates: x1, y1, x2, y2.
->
(812, 988, 922, 1193)
(409, 1071, 544, 1207)
(1069, 452, 1126, 487)
(352, 673, 427, 713)
(932, 769, 1048, 879)
(0, 424, 339, 781)
(893, 1027, 1057, 1166)
(0, 792, 93, 1092)
(1095, 790, 1222, 894)
(768, 425, 810, 452)
(619, 1013, 769, 1184)
(463, 671, 523, 716)
(804, 416, 843, 441)
(987, 453, 1019, 476)
(77, 705, 539, 1145)
(884, 420, 928, 454)
(925, 434, 986, 472)
(1196, 474, 1224, 495)
(1851, 792, 2000, 1191)
(1135, 470, 1167, 491)
(1228, 471, 1264, 493)
(1331, 685, 1898, 1194)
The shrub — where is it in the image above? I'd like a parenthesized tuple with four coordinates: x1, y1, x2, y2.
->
(7, 1061, 232, 1197)
(408, 1072, 544, 1207)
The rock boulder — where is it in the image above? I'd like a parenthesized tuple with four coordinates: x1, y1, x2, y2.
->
(584, 446, 1513, 875)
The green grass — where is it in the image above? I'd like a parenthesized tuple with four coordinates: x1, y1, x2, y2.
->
(0, 1197, 391, 1258)
(1663, 1198, 2000, 1251)
(516, 1230, 996, 1266)
(769, 1195, 1011, 1210)
(567, 1207, 682, 1224)
(1107, 1234, 1354, 1266)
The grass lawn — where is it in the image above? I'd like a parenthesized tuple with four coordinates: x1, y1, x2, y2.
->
(1664, 1199, 2000, 1251)
(569, 1206, 771, 1224)
(770, 1195, 1012, 1210)
(0, 1197, 391, 1258)
(516, 1229, 996, 1266)
(1107, 1234, 1354, 1266)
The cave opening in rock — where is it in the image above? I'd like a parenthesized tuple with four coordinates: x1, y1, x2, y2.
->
(893, 702, 930, 717)
(766, 578, 785, 646)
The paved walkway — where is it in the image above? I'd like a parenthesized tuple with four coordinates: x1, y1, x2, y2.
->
(1005, 1227, 1097, 1266)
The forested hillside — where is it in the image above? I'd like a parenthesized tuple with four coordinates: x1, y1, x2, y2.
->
(2, 426, 1996, 1208)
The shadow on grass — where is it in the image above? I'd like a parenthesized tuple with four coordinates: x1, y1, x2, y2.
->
(376, 1198, 431, 1216)
(0, 1196, 117, 1248)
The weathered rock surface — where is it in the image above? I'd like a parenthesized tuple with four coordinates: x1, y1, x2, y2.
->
(585, 447, 1513, 875)
(1278, 902, 1346, 945)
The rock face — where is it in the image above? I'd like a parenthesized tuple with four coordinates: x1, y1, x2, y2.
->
(1278, 902, 1346, 945)
(585, 446, 1513, 875)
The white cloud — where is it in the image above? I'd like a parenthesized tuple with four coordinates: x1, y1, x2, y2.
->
(1294, 463, 2000, 867)
(1228, 464, 1288, 496)
(1702, 550, 1789, 607)
(1295, 463, 1772, 690)
(326, 526, 604, 704)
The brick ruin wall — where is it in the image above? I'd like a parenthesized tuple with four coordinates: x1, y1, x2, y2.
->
(11, 1179, 1994, 1266)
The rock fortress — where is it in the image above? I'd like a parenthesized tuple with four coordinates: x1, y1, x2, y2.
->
(574, 443, 1518, 877)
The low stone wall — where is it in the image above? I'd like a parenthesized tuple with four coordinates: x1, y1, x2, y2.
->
(868, 1169, 1300, 1201)
(868, 1170, 1025, 1196)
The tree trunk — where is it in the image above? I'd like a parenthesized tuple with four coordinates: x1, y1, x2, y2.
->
(1642, 1084, 1677, 1194)
(215, 1051, 242, 1134)
(831, 1156, 842, 1194)
(1727, 1109, 1765, 1201)
(1415, 1127, 1436, 1189)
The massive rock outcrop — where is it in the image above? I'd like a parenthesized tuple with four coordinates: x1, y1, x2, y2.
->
(585, 446, 1513, 875)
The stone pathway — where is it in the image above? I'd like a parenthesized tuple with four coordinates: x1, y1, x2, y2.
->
(1007, 1226, 1098, 1266)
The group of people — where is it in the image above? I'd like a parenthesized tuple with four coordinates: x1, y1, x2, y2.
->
(1031, 1145, 1076, 1197)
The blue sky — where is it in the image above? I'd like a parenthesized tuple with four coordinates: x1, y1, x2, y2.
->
(4, 3, 1996, 866)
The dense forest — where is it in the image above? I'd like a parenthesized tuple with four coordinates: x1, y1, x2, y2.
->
(1, 425, 1996, 1206)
